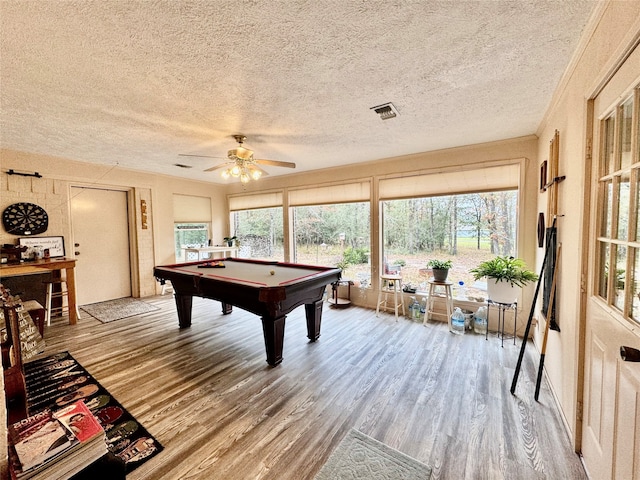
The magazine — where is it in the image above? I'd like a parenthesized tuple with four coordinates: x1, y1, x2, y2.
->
(8, 410, 77, 472)
(55, 400, 104, 443)
(9, 402, 108, 479)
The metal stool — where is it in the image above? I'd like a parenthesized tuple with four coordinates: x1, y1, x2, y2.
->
(44, 279, 81, 325)
(423, 279, 454, 331)
(376, 274, 405, 321)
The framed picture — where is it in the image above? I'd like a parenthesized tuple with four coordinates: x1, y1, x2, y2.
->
(19, 236, 65, 258)
(539, 160, 548, 192)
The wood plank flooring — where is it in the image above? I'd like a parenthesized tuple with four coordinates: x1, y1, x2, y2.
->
(40, 295, 587, 479)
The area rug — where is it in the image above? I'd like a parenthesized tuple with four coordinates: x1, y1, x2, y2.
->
(24, 351, 163, 474)
(80, 297, 159, 324)
(315, 429, 432, 480)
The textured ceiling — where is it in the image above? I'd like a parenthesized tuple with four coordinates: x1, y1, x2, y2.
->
(0, 1, 597, 184)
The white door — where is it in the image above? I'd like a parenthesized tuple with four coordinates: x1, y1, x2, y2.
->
(70, 187, 132, 305)
(581, 45, 640, 480)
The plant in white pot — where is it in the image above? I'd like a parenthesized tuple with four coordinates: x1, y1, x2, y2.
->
(427, 259, 453, 282)
(470, 256, 538, 304)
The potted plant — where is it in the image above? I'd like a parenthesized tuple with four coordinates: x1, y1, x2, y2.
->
(470, 256, 538, 304)
(427, 259, 453, 282)
(223, 236, 237, 247)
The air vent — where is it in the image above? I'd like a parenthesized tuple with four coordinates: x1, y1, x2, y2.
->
(370, 102, 399, 120)
(174, 163, 193, 169)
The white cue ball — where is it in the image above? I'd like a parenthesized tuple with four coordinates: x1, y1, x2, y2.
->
(270, 270, 275, 275)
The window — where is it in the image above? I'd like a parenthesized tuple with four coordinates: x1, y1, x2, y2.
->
(382, 190, 518, 299)
(174, 223, 210, 261)
(596, 88, 640, 323)
(231, 207, 284, 261)
(292, 203, 371, 286)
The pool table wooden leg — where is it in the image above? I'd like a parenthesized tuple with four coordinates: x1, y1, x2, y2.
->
(305, 299, 323, 342)
(174, 294, 193, 328)
(262, 314, 286, 367)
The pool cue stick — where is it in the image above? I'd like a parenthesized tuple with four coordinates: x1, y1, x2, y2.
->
(535, 243, 562, 401)
(510, 216, 557, 395)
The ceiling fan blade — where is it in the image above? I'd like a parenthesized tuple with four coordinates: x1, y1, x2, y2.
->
(255, 159, 296, 168)
(204, 162, 233, 172)
(178, 153, 225, 159)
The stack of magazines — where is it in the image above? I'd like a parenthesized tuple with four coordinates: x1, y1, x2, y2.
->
(8, 400, 108, 479)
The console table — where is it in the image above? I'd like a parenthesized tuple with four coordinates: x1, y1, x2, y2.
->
(0, 258, 79, 325)
(182, 246, 238, 261)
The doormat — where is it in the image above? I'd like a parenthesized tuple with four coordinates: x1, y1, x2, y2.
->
(80, 297, 159, 324)
(24, 351, 163, 474)
(315, 429, 432, 480)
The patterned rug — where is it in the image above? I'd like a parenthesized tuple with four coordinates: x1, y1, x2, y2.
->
(315, 429, 432, 479)
(80, 297, 159, 324)
(24, 351, 163, 474)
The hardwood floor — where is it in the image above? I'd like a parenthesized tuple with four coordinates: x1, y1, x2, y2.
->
(40, 295, 587, 479)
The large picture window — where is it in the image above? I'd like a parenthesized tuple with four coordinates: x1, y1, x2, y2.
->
(292, 202, 370, 285)
(382, 190, 518, 299)
(231, 207, 284, 261)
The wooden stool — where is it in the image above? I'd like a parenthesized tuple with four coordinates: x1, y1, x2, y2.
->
(423, 279, 454, 331)
(376, 274, 405, 321)
(44, 279, 81, 325)
(161, 280, 173, 295)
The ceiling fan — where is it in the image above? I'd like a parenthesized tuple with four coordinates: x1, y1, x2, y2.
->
(179, 135, 296, 183)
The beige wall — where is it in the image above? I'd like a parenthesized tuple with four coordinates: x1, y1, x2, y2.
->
(0, 149, 227, 296)
(534, 1, 640, 447)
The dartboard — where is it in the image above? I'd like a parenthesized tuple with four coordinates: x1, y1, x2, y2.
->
(2, 202, 49, 235)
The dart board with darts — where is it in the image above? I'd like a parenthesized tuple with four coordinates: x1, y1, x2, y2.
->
(2, 202, 49, 235)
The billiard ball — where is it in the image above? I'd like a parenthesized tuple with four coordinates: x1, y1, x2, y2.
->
(269, 270, 275, 275)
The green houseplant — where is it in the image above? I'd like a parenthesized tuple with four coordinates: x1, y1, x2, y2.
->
(224, 236, 237, 247)
(470, 256, 538, 303)
(427, 259, 453, 282)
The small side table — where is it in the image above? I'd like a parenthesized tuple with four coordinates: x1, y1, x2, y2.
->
(423, 279, 454, 331)
(486, 300, 517, 347)
(328, 279, 354, 308)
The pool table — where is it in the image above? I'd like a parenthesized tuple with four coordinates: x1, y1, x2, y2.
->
(153, 258, 341, 366)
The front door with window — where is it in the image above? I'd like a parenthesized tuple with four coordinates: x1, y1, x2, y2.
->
(581, 45, 640, 480)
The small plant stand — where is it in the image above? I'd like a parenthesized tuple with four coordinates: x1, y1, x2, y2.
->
(486, 299, 518, 347)
(328, 279, 354, 308)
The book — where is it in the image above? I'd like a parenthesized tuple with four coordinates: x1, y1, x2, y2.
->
(8, 402, 108, 480)
(8, 409, 77, 473)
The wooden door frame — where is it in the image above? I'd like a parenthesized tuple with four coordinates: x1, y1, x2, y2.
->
(68, 183, 140, 298)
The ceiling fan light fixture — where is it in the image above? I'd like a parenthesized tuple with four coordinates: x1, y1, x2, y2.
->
(236, 146, 253, 160)
(240, 172, 251, 183)
(221, 169, 231, 180)
(250, 168, 262, 180)
(230, 164, 241, 176)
